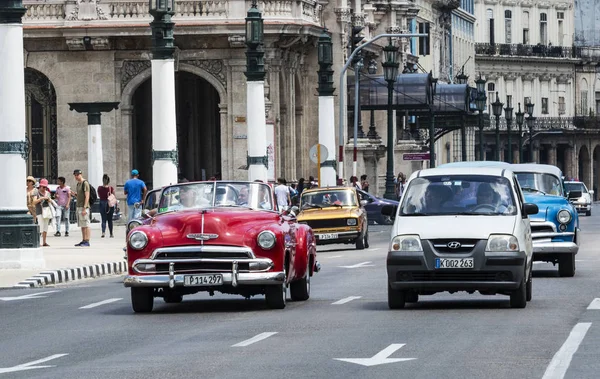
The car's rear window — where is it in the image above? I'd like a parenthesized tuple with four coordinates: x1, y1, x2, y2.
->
(400, 175, 517, 216)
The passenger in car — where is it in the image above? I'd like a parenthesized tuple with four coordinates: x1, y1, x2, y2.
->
(423, 185, 453, 213)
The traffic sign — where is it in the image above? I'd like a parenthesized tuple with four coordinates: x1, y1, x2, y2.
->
(309, 144, 328, 164)
(403, 153, 430, 161)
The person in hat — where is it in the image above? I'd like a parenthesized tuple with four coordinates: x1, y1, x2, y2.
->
(26, 176, 38, 220)
(33, 178, 56, 246)
(73, 169, 91, 247)
(124, 169, 147, 222)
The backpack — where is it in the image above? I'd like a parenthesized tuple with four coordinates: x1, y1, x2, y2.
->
(85, 181, 98, 206)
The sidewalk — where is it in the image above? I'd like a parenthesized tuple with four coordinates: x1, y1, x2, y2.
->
(0, 220, 128, 289)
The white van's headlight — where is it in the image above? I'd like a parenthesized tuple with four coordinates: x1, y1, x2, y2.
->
(129, 231, 148, 250)
(557, 209, 572, 224)
(486, 234, 519, 252)
(257, 231, 276, 250)
(390, 235, 422, 252)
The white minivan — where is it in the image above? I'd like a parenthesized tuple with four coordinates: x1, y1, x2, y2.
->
(383, 167, 538, 309)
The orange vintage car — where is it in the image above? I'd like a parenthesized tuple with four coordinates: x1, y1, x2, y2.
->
(124, 181, 319, 313)
(297, 187, 369, 249)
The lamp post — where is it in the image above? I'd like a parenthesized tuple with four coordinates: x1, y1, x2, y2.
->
(317, 29, 336, 187)
(382, 40, 400, 200)
(366, 59, 379, 139)
(515, 103, 525, 163)
(351, 58, 363, 177)
(245, 0, 268, 181)
(475, 75, 487, 160)
(504, 96, 513, 163)
(0, 0, 43, 264)
(149, 0, 178, 188)
(491, 92, 504, 161)
(455, 71, 468, 161)
(525, 101, 535, 162)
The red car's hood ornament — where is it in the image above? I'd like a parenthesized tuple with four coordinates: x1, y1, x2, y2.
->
(186, 233, 219, 241)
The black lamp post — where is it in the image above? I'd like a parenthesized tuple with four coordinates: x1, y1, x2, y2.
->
(317, 29, 334, 96)
(382, 40, 400, 200)
(245, 0, 265, 81)
(504, 97, 513, 163)
(455, 71, 468, 161)
(475, 75, 487, 160)
(149, 0, 176, 60)
(366, 59, 379, 139)
(455, 71, 468, 85)
(525, 102, 535, 162)
(515, 103, 525, 163)
(491, 92, 504, 161)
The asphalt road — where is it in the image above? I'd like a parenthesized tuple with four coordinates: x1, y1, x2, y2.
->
(1, 216, 600, 379)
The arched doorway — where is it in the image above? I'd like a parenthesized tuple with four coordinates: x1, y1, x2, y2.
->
(24, 68, 57, 180)
(131, 71, 221, 188)
(578, 144, 590, 186)
(593, 145, 600, 200)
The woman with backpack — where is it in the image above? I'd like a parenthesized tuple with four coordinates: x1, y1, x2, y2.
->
(97, 174, 116, 238)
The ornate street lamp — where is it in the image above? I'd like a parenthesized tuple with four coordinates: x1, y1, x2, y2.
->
(367, 59, 377, 75)
(475, 75, 487, 160)
(525, 102, 536, 162)
(366, 59, 378, 139)
(149, 0, 175, 59)
(245, 0, 268, 181)
(504, 97, 514, 163)
(317, 29, 337, 186)
(455, 71, 468, 85)
(382, 40, 400, 200)
(515, 103, 525, 163)
(491, 92, 504, 161)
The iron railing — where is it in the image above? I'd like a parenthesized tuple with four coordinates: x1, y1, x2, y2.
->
(475, 43, 581, 59)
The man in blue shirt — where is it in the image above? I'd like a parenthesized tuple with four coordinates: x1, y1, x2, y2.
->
(124, 169, 147, 221)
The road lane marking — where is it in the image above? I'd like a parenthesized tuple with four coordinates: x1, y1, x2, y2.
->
(332, 296, 362, 305)
(587, 298, 600, 310)
(0, 291, 60, 302)
(79, 298, 122, 309)
(334, 344, 416, 367)
(0, 353, 68, 374)
(339, 261, 375, 268)
(232, 332, 277, 347)
(321, 255, 343, 259)
(541, 322, 592, 379)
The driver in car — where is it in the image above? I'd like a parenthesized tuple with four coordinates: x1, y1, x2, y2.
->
(474, 183, 507, 213)
(237, 187, 250, 206)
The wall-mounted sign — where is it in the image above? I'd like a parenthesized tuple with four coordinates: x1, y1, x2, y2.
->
(234, 116, 246, 123)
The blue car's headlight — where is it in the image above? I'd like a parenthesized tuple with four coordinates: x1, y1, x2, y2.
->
(557, 209, 572, 224)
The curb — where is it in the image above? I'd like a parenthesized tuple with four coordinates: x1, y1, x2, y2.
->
(12, 261, 127, 288)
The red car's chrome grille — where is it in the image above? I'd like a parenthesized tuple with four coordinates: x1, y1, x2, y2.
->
(154, 261, 251, 273)
(150, 246, 255, 260)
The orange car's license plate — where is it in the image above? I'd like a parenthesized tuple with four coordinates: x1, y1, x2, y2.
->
(184, 274, 224, 286)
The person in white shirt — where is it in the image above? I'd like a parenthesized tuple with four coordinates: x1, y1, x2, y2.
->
(274, 178, 291, 211)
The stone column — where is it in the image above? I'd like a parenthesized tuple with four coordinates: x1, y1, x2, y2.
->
(0, 1, 43, 269)
(548, 141, 557, 166)
(68, 103, 120, 189)
(317, 30, 337, 187)
(564, 142, 575, 179)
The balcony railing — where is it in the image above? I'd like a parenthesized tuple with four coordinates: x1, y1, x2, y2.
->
(23, 0, 320, 25)
(475, 43, 581, 59)
(482, 116, 600, 131)
(579, 46, 600, 62)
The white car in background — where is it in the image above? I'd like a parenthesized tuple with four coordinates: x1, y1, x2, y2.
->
(565, 181, 593, 216)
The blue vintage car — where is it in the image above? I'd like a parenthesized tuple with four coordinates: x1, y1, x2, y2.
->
(509, 164, 580, 277)
(440, 161, 580, 277)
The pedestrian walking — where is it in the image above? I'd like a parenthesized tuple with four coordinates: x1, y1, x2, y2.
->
(124, 169, 147, 222)
(33, 178, 56, 247)
(395, 172, 406, 200)
(97, 174, 115, 238)
(26, 175, 38, 221)
(360, 174, 369, 192)
(349, 176, 361, 191)
(297, 178, 305, 194)
(274, 178, 291, 211)
(73, 169, 91, 247)
(54, 176, 71, 237)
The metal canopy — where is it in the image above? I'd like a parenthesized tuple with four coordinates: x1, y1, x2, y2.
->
(347, 73, 434, 111)
(431, 83, 471, 114)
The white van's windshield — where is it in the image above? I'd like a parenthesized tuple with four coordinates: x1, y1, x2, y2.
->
(400, 175, 517, 216)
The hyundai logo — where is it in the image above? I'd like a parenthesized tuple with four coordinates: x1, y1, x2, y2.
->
(447, 241, 461, 249)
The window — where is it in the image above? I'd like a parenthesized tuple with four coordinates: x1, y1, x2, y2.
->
(505, 10, 512, 43)
(596, 92, 600, 115)
(541, 97, 548, 114)
(524, 97, 531, 107)
(506, 95, 513, 108)
(522, 11, 530, 44)
(486, 9, 494, 44)
(581, 91, 589, 115)
(557, 12, 564, 19)
(487, 84, 496, 111)
(418, 22, 430, 56)
(487, 83, 495, 91)
(540, 13, 547, 44)
(558, 20, 564, 46)
(559, 97, 566, 114)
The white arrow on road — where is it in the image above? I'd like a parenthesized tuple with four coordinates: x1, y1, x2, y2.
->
(0, 291, 60, 302)
(339, 261, 374, 269)
(587, 298, 600, 310)
(334, 344, 416, 367)
(0, 354, 68, 374)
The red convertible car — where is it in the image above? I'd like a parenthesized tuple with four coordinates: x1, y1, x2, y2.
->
(123, 181, 319, 313)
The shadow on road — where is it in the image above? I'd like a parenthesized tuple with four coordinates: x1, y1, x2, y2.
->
(532, 269, 560, 278)
(360, 298, 514, 311)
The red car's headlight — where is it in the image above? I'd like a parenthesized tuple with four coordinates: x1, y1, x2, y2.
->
(129, 230, 148, 250)
(257, 231, 276, 250)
